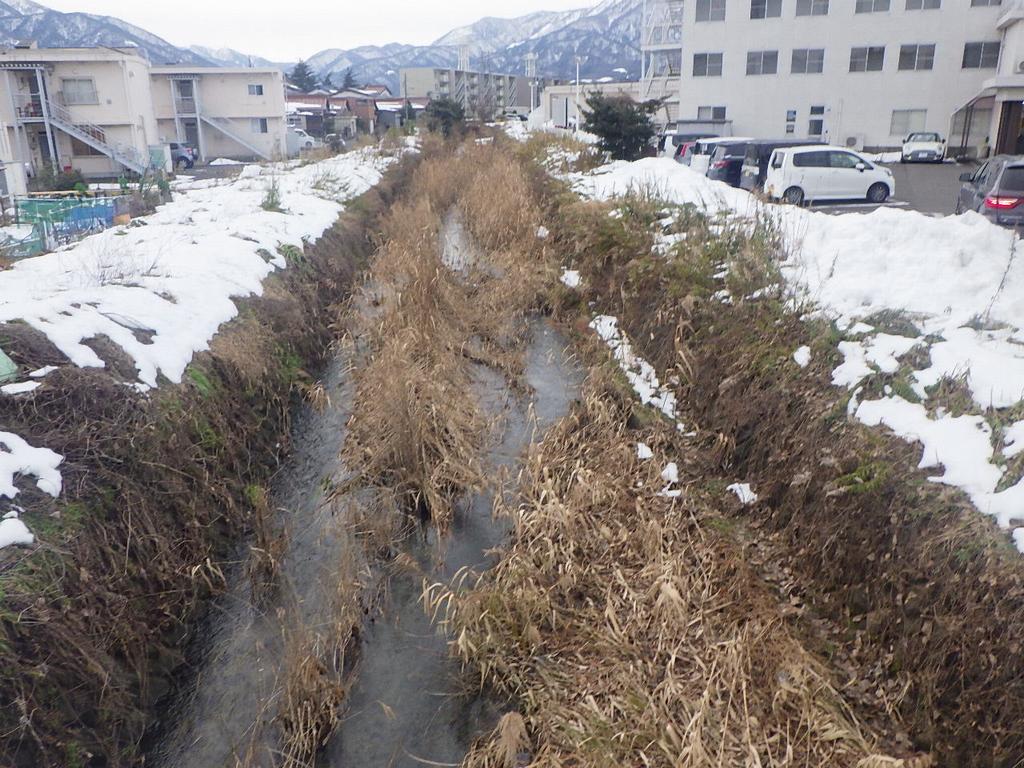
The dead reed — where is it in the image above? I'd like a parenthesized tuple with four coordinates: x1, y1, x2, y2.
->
(431, 373, 905, 767)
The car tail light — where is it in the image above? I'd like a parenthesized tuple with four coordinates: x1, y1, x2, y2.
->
(984, 195, 1023, 210)
(712, 160, 729, 169)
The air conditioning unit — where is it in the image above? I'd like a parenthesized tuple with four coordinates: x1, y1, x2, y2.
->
(845, 134, 865, 151)
(1016, 59, 1024, 73)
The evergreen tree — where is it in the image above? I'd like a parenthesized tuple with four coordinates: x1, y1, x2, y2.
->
(581, 93, 659, 161)
(425, 97, 466, 138)
(320, 72, 334, 91)
(288, 60, 318, 92)
(342, 68, 358, 91)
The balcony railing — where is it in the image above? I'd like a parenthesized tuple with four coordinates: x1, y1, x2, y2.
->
(175, 96, 197, 114)
(14, 94, 43, 119)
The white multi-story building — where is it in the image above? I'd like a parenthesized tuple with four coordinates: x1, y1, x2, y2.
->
(150, 67, 287, 161)
(663, 0, 1024, 154)
(400, 67, 531, 118)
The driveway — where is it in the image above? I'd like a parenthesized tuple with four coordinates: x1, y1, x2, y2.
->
(814, 160, 971, 216)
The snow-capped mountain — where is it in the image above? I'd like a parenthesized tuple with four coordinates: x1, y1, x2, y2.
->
(187, 46, 276, 69)
(306, 0, 642, 92)
(0, 0, 210, 65)
(0, 0, 643, 92)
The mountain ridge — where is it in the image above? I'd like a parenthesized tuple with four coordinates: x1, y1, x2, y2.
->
(0, 0, 642, 92)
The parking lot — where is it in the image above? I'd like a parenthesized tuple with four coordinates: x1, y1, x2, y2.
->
(815, 159, 970, 216)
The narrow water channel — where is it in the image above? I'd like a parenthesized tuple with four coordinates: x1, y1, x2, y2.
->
(324, 321, 581, 767)
(147, 214, 580, 767)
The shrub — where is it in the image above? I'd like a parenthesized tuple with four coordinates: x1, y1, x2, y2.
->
(581, 92, 660, 161)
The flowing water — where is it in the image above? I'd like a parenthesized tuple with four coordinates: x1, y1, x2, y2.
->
(147, 215, 581, 767)
(324, 322, 581, 767)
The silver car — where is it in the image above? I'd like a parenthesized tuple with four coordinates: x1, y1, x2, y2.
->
(956, 155, 1024, 227)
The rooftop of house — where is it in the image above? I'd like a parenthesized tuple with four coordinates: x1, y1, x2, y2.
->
(0, 44, 150, 64)
(151, 65, 283, 77)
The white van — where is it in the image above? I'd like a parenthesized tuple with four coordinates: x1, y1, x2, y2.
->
(689, 137, 753, 175)
(764, 145, 894, 205)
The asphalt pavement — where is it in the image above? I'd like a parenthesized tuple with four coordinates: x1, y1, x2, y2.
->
(814, 159, 972, 216)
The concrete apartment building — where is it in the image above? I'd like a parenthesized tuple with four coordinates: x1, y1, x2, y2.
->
(399, 67, 531, 117)
(0, 44, 288, 194)
(0, 44, 158, 192)
(539, 81, 642, 128)
(655, 0, 1019, 153)
(150, 66, 287, 161)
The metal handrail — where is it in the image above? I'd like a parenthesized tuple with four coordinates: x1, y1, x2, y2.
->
(41, 97, 147, 171)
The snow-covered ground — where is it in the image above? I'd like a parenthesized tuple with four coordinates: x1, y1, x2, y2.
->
(0, 147, 400, 548)
(564, 152, 1024, 551)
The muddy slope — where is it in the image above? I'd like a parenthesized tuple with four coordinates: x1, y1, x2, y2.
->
(0, 156, 415, 767)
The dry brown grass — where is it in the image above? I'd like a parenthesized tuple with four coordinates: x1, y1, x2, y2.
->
(431, 373, 907, 767)
(341, 141, 556, 530)
(277, 630, 346, 767)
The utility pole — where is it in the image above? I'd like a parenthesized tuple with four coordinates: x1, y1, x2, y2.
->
(574, 55, 583, 131)
(525, 53, 538, 111)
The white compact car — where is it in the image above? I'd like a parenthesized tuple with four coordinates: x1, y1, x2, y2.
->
(764, 145, 895, 205)
(901, 132, 946, 163)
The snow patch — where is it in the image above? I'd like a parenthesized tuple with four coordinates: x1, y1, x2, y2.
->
(727, 483, 758, 505)
(0, 511, 33, 549)
(857, 397, 1024, 543)
(0, 432, 63, 499)
(589, 315, 679, 425)
(1, 381, 40, 395)
(0, 149, 393, 390)
(793, 345, 811, 368)
(636, 442, 654, 460)
(560, 269, 581, 288)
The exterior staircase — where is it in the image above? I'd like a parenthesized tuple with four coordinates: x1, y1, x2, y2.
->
(43, 98, 148, 175)
(199, 114, 271, 161)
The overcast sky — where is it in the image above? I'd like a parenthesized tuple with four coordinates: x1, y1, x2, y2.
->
(38, 0, 591, 61)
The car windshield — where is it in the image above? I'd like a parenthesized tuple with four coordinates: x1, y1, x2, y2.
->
(1000, 167, 1024, 193)
(907, 133, 941, 142)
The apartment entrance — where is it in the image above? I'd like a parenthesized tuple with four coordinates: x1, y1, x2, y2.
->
(995, 99, 1024, 155)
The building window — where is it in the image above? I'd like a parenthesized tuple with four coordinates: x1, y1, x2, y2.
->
(809, 105, 825, 136)
(971, 0, 1000, 6)
(850, 46, 885, 72)
(890, 109, 927, 136)
(696, 0, 727, 21)
(795, 0, 829, 15)
(750, 0, 782, 17)
(61, 78, 98, 105)
(251, 118, 269, 134)
(962, 41, 1000, 68)
(898, 44, 935, 70)
(697, 105, 727, 119)
(855, 0, 889, 10)
(693, 53, 724, 76)
(906, 0, 940, 8)
(70, 136, 102, 156)
(746, 50, 779, 75)
(791, 48, 825, 73)
(248, 84, 264, 96)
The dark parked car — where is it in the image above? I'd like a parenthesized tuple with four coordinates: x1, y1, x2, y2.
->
(740, 139, 825, 192)
(956, 155, 1024, 226)
(169, 142, 197, 169)
(706, 141, 751, 186)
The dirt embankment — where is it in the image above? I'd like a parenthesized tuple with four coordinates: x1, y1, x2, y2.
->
(533, 155, 1024, 766)
(0, 154, 415, 767)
